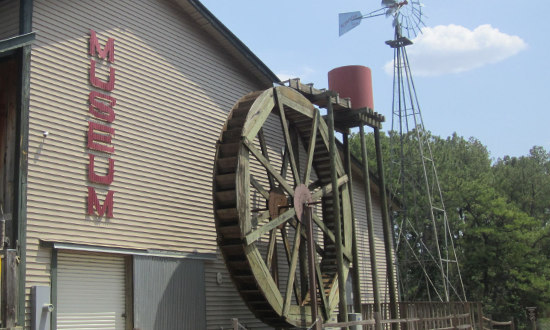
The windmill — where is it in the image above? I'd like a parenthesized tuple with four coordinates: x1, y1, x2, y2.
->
(339, 0, 467, 303)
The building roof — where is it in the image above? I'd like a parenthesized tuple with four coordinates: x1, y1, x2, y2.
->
(175, 0, 280, 88)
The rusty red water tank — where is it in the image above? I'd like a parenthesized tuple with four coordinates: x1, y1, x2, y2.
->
(328, 65, 374, 110)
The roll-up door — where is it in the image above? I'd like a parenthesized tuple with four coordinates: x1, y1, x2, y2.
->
(57, 252, 126, 329)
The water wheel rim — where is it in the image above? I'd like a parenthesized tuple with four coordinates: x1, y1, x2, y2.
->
(214, 86, 353, 327)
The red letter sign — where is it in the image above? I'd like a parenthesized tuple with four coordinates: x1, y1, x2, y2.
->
(89, 91, 116, 122)
(88, 121, 115, 154)
(89, 29, 115, 63)
(87, 29, 117, 219)
(90, 59, 115, 91)
(88, 154, 115, 185)
(87, 186, 114, 218)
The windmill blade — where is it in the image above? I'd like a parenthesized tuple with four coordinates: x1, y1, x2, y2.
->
(382, 0, 398, 7)
(338, 11, 362, 36)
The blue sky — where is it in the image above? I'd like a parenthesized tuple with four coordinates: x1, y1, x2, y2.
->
(201, 0, 548, 159)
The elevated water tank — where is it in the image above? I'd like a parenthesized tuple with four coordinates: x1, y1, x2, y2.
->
(328, 65, 374, 110)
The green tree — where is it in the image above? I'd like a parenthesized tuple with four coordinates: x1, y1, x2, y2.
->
(348, 131, 550, 328)
(493, 146, 550, 225)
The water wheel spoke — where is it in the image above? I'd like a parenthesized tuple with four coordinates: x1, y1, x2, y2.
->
(253, 209, 270, 226)
(303, 110, 319, 186)
(243, 137, 294, 197)
(314, 256, 330, 319)
(266, 229, 277, 270)
(250, 174, 270, 200)
(311, 213, 336, 245)
(288, 217, 325, 257)
(280, 226, 292, 264)
(311, 174, 349, 202)
(258, 129, 276, 190)
(280, 147, 289, 179)
(276, 90, 301, 186)
(283, 222, 302, 316)
(280, 226, 303, 305)
(244, 208, 296, 246)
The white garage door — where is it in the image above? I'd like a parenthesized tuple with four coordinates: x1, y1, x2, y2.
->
(57, 252, 126, 329)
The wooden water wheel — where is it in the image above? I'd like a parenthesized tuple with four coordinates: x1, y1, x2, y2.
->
(213, 86, 353, 328)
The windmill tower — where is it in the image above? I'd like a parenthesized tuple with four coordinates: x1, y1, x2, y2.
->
(339, 0, 467, 302)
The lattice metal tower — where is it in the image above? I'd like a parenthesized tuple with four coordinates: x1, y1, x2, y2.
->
(387, 22, 467, 302)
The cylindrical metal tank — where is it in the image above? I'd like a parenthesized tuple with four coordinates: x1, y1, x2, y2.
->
(328, 65, 374, 110)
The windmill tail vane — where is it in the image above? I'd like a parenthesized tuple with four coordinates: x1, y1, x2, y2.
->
(338, 0, 418, 37)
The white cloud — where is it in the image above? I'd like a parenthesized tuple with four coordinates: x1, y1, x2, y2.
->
(276, 66, 315, 82)
(384, 24, 527, 76)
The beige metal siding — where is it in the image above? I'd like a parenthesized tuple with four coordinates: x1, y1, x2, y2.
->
(28, 0, 263, 257)
(27, 0, 265, 326)
(57, 252, 126, 329)
(0, 0, 19, 40)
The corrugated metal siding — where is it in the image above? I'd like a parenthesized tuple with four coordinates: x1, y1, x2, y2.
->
(351, 172, 396, 304)
(204, 256, 270, 329)
(57, 252, 126, 329)
(133, 256, 205, 330)
(0, 0, 19, 40)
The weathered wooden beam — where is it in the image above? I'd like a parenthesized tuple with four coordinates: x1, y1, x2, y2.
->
(343, 132, 362, 314)
(374, 127, 399, 329)
(360, 124, 382, 327)
(244, 208, 296, 246)
(282, 223, 302, 317)
(17, 0, 33, 324)
(2, 249, 18, 327)
(326, 98, 348, 325)
(305, 206, 321, 330)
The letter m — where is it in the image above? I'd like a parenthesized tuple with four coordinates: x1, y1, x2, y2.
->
(88, 186, 114, 218)
(89, 29, 115, 63)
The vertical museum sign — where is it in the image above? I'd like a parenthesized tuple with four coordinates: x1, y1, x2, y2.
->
(87, 30, 116, 218)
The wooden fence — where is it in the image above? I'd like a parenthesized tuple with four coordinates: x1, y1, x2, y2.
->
(231, 301, 516, 329)
(361, 301, 483, 329)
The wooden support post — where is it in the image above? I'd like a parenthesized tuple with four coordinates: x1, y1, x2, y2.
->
(359, 124, 382, 330)
(2, 249, 18, 327)
(343, 132, 362, 314)
(373, 311, 381, 330)
(326, 98, 348, 325)
(17, 0, 33, 325)
(232, 318, 239, 330)
(373, 127, 399, 330)
(305, 204, 321, 330)
(477, 302, 483, 330)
